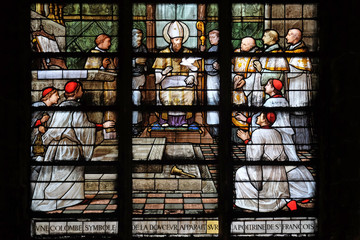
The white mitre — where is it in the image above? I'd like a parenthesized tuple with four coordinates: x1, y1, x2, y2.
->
(163, 21, 190, 43)
(168, 21, 184, 38)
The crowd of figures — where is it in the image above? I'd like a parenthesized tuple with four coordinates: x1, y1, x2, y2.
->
(131, 22, 313, 150)
(132, 21, 316, 212)
(228, 28, 315, 212)
(30, 21, 315, 212)
(233, 79, 315, 212)
(31, 82, 115, 211)
(31, 33, 118, 211)
(231, 28, 313, 151)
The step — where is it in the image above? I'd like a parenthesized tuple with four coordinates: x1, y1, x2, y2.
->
(140, 127, 214, 144)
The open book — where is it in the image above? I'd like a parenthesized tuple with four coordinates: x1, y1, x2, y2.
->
(35, 35, 60, 52)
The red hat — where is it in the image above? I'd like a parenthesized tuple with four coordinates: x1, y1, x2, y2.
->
(266, 112, 276, 125)
(65, 81, 79, 93)
(272, 79, 283, 91)
(42, 87, 54, 97)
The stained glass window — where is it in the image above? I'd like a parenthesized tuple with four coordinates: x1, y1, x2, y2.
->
(29, 1, 319, 238)
(230, 3, 318, 237)
(30, 3, 120, 237)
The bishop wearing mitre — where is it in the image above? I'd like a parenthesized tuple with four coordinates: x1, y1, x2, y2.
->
(152, 21, 200, 127)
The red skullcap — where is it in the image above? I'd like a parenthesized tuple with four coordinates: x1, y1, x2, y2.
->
(272, 79, 283, 91)
(65, 81, 79, 93)
(266, 112, 276, 125)
(42, 87, 54, 97)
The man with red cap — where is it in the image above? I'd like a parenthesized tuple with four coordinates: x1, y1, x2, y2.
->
(31, 81, 115, 212)
(31, 87, 60, 192)
(235, 78, 315, 211)
(31, 87, 60, 133)
(235, 111, 290, 212)
(31, 87, 60, 153)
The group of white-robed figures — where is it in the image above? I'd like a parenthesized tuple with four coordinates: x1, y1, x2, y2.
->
(30, 20, 315, 212)
(230, 29, 315, 212)
(148, 21, 313, 152)
(31, 33, 119, 212)
(31, 81, 115, 212)
(232, 28, 313, 151)
(234, 78, 315, 212)
(147, 21, 315, 212)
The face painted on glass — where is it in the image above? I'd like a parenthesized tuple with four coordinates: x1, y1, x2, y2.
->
(256, 113, 267, 126)
(262, 32, 273, 45)
(171, 38, 183, 52)
(286, 29, 301, 45)
(132, 32, 142, 48)
(209, 33, 219, 46)
(241, 38, 254, 52)
(49, 91, 60, 105)
(75, 86, 84, 99)
(265, 80, 275, 95)
(99, 37, 111, 50)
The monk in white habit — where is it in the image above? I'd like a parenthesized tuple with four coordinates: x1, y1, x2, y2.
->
(235, 112, 289, 212)
(235, 79, 315, 210)
(152, 21, 199, 127)
(285, 28, 313, 150)
(31, 81, 115, 211)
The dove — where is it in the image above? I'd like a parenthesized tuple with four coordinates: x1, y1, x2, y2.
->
(180, 57, 201, 71)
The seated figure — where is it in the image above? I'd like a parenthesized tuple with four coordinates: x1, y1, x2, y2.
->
(152, 21, 200, 127)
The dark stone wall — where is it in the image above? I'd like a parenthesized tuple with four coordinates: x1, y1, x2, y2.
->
(318, 0, 360, 238)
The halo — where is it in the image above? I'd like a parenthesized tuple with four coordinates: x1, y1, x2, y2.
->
(163, 21, 190, 44)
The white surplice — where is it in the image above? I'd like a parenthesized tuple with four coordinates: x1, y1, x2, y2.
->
(235, 127, 289, 212)
(31, 100, 96, 211)
(250, 96, 316, 200)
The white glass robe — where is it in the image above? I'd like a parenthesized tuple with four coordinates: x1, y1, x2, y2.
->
(286, 41, 312, 108)
(258, 44, 289, 99)
(235, 128, 289, 212)
(31, 100, 96, 211)
(132, 75, 146, 124)
(31, 101, 54, 192)
(250, 96, 316, 200)
(286, 42, 313, 150)
(206, 45, 220, 125)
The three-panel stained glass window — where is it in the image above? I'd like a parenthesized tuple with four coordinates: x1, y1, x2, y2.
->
(30, 1, 318, 238)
